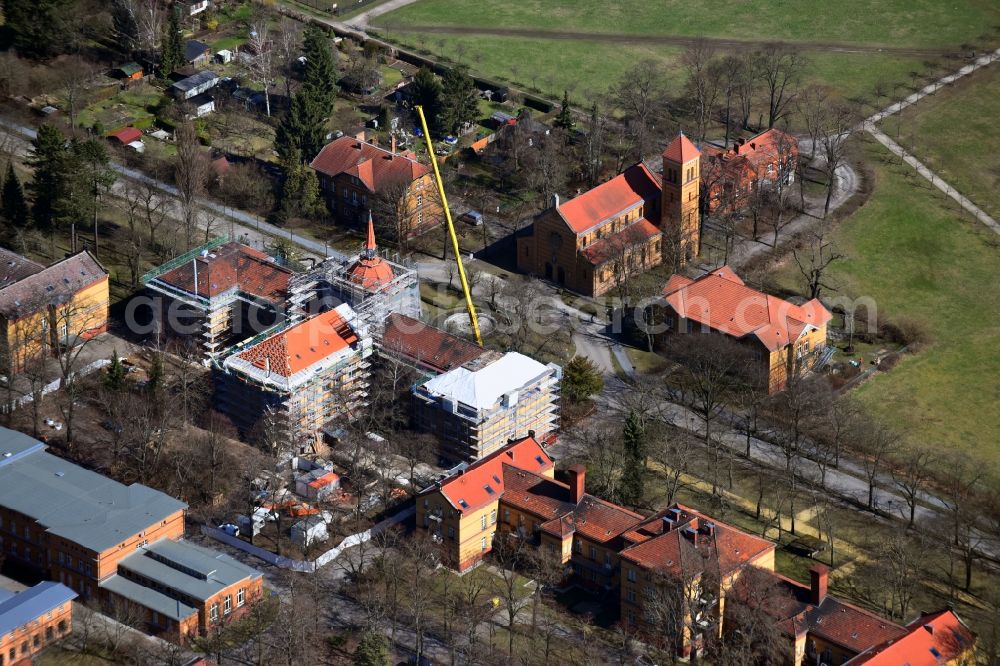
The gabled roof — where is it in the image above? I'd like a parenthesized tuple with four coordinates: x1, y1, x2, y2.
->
(555, 163, 661, 234)
(701, 128, 798, 185)
(768, 573, 906, 655)
(0, 247, 44, 286)
(424, 435, 553, 514)
(171, 70, 218, 93)
(109, 127, 143, 144)
(154, 242, 293, 303)
(420, 352, 552, 410)
(0, 582, 77, 637)
(662, 266, 832, 351)
(0, 250, 107, 319)
(235, 305, 359, 378)
(579, 218, 661, 266)
(310, 137, 430, 191)
(382, 314, 486, 374)
(185, 40, 210, 62)
(620, 504, 774, 579)
(663, 132, 700, 164)
(845, 609, 975, 665)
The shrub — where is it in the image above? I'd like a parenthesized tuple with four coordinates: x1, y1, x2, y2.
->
(880, 317, 930, 349)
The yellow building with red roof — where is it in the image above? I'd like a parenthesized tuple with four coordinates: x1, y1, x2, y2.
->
(660, 265, 832, 392)
(213, 303, 372, 447)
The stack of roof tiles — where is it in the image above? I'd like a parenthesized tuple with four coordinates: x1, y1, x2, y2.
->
(381, 313, 486, 373)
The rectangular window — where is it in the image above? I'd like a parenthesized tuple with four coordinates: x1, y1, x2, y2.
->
(480, 515, 487, 531)
(480, 537, 487, 551)
(490, 509, 497, 525)
(210, 604, 219, 622)
(223, 596, 232, 615)
(237, 588, 245, 607)
(627, 568, 636, 582)
(447, 526, 455, 540)
(626, 588, 636, 602)
(590, 546, 597, 560)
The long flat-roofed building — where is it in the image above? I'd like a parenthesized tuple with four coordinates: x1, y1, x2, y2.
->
(412, 351, 560, 462)
(0, 581, 76, 664)
(0, 427, 262, 644)
(213, 303, 372, 447)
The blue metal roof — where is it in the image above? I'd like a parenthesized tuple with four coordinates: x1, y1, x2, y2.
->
(0, 582, 77, 636)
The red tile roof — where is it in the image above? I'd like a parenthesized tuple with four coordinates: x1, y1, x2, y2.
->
(768, 573, 906, 655)
(845, 609, 975, 665)
(620, 504, 774, 579)
(556, 164, 661, 234)
(237, 308, 358, 377)
(663, 133, 700, 164)
(701, 128, 798, 189)
(426, 436, 553, 514)
(310, 137, 430, 192)
(501, 466, 643, 544)
(382, 313, 486, 373)
(156, 242, 293, 303)
(347, 215, 395, 290)
(662, 266, 831, 351)
(109, 127, 142, 144)
(579, 218, 661, 266)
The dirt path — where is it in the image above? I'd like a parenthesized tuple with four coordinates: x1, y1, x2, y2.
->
(372, 23, 960, 57)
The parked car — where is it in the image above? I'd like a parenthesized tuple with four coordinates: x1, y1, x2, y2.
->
(460, 210, 484, 226)
(219, 523, 239, 537)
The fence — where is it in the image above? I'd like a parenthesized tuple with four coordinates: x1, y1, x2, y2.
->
(202, 505, 415, 572)
(1, 358, 111, 414)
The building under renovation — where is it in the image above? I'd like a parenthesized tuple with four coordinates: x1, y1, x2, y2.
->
(288, 216, 421, 338)
(212, 303, 372, 450)
(413, 351, 561, 462)
(142, 238, 295, 356)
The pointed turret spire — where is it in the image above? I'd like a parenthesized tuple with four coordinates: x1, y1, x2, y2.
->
(363, 212, 377, 259)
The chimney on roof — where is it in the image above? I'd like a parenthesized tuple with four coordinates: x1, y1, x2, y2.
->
(390, 133, 397, 154)
(923, 624, 935, 635)
(809, 564, 829, 605)
(568, 465, 585, 504)
(528, 429, 535, 439)
(551, 193, 560, 209)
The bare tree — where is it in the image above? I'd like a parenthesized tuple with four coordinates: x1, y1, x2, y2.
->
(794, 230, 844, 300)
(758, 44, 804, 128)
(608, 60, 668, 163)
(854, 418, 900, 511)
(371, 175, 416, 252)
(938, 453, 984, 593)
(173, 119, 209, 249)
(818, 99, 858, 217)
(734, 49, 761, 130)
(648, 426, 698, 505)
(796, 84, 831, 160)
(524, 131, 571, 209)
(245, 21, 274, 117)
(890, 444, 937, 528)
(682, 41, 720, 143)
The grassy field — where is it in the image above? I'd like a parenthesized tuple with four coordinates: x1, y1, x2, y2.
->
(776, 139, 1000, 474)
(372, 0, 1000, 103)
(883, 63, 1000, 220)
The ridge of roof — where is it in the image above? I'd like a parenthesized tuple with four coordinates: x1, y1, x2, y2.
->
(555, 163, 661, 235)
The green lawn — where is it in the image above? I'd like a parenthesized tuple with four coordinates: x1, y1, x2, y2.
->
(372, 0, 1000, 104)
(883, 63, 1000, 220)
(778, 139, 1000, 475)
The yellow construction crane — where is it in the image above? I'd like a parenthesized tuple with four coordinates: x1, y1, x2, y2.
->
(414, 105, 483, 347)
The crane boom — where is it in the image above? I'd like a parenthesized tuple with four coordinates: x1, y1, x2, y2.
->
(414, 105, 483, 347)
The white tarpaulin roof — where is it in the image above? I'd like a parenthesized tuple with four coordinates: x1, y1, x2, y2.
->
(422, 352, 548, 410)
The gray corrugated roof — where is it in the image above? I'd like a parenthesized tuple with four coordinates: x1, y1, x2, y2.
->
(0, 250, 107, 318)
(0, 428, 187, 553)
(100, 575, 196, 622)
(171, 70, 218, 93)
(118, 539, 261, 602)
(0, 582, 77, 636)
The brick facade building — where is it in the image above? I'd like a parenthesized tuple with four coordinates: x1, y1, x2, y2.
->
(310, 137, 442, 239)
(516, 134, 701, 296)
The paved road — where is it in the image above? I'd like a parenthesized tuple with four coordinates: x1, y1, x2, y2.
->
(861, 46, 1000, 236)
(0, 117, 348, 263)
